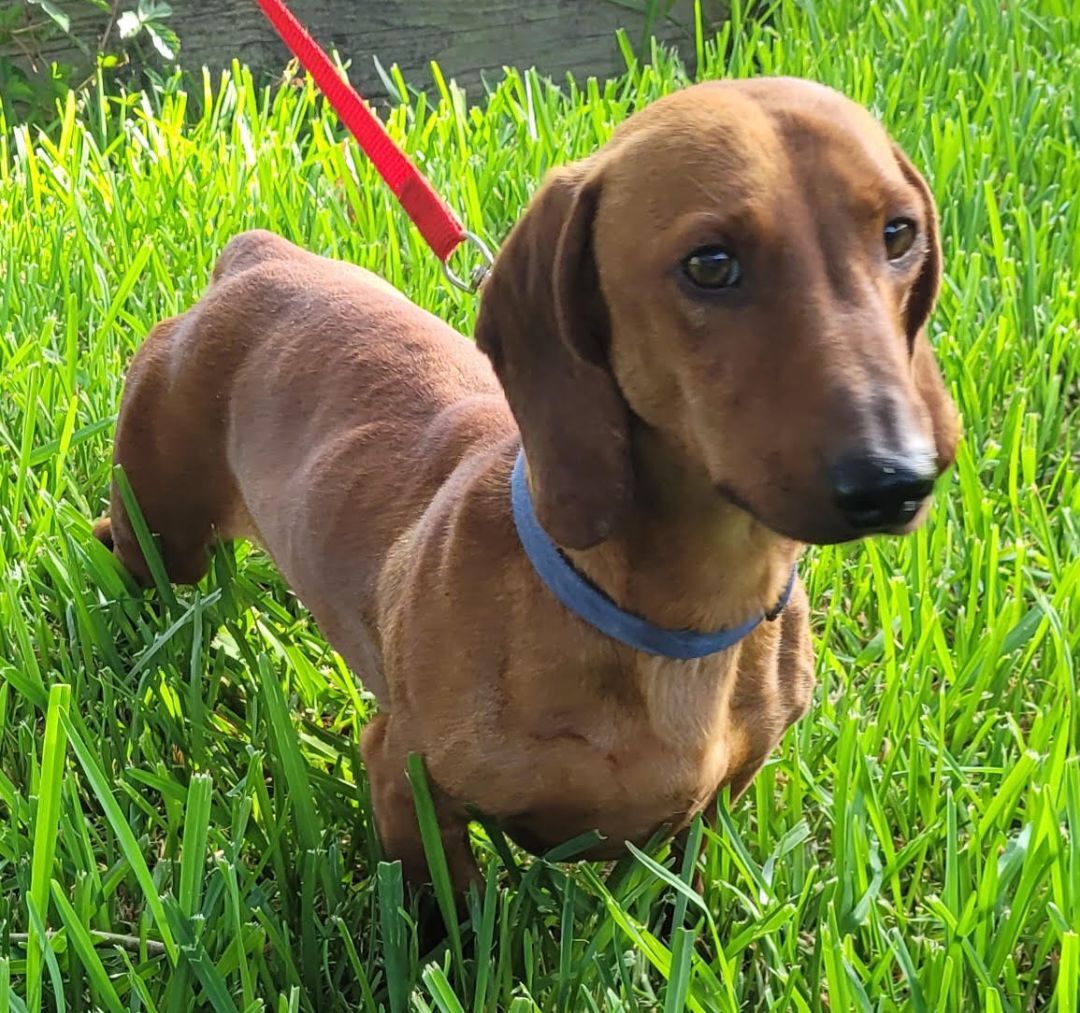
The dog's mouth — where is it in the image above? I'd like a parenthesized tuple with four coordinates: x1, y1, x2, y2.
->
(714, 480, 935, 545)
(713, 480, 768, 526)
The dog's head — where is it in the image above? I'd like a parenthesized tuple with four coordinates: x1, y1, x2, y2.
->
(476, 77, 960, 549)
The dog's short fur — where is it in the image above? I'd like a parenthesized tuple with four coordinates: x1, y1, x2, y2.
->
(95, 77, 959, 889)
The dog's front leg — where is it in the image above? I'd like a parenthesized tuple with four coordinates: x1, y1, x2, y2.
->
(361, 714, 481, 895)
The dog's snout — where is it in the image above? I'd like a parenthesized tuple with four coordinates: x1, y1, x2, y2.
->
(829, 453, 937, 530)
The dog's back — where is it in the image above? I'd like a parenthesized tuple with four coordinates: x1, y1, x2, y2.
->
(101, 231, 512, 686)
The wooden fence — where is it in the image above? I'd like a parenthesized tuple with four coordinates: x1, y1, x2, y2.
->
(5, 1, 725, 100)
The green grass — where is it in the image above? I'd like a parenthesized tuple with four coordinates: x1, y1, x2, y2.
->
(1, 0, 1078, 1008)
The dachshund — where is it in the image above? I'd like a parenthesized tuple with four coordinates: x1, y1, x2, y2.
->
(94, 77, 960, 890)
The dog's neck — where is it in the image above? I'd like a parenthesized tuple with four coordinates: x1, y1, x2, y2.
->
(566, 426, 802, 635)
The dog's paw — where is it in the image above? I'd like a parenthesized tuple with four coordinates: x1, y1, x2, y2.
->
(92, 517, 114, 550)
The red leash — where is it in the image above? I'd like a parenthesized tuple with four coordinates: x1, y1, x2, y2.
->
(253, 0, 491, 290)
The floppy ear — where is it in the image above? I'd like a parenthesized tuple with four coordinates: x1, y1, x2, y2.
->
(893, 144, 941, 343)
(893, 144, 961, 471)
(475, 163, 632, 549)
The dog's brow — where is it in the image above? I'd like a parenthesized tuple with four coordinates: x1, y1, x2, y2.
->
(680, 174, 763, 217)
(841, 178, 920, 223)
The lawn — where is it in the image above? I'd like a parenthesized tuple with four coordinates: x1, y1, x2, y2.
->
(1, 0, 1078, 1009)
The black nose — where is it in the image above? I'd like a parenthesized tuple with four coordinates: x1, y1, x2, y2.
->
(829, 454, 937, 530)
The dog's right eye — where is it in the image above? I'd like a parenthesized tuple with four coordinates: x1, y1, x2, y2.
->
(884, 218, 917, 260)
(682, 247, 742, 290)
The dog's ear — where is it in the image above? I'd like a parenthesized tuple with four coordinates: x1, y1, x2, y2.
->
(476, 163, 632, 549)
(892, 144, 961, 471)
(892, 144, 941, 342)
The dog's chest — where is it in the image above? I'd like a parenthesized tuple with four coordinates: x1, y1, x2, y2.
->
(496, 732, 728, 859)
(493, 657, 739, 857)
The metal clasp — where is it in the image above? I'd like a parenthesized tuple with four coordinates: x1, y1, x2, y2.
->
(443, 230, 495, 293)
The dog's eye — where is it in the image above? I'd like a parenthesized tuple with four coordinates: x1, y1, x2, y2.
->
(884, 218, 917, 260)
(682, 247, 741, 289)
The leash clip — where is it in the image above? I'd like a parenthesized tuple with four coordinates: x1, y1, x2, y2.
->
(443, 230, 495, 293)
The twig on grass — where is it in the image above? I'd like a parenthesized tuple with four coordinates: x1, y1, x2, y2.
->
(10, 930, 168, 957)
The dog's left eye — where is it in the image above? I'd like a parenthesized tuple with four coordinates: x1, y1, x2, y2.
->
(884, 218, 917, 260)
(682, 247, 742, 290)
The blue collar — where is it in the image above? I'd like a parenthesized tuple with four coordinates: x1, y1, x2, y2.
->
(510, 449, 795, 660)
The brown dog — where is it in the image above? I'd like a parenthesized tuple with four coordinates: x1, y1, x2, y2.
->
(94, 77, 959, 890)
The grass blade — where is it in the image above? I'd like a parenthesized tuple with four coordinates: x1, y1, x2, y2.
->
(60, 712, 179, 964)
(25, 684, 70, 1013)
(49, 882, 126, 1013)
(406, 753, 465, 977)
